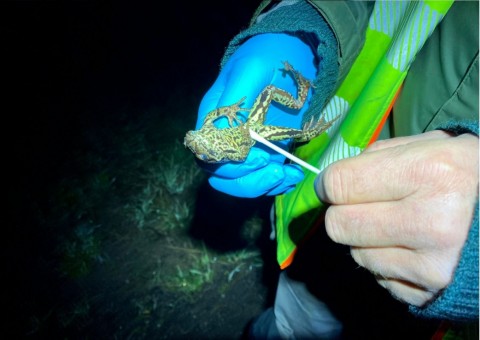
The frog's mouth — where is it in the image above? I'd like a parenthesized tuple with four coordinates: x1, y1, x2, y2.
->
(184, 131, 224, 163)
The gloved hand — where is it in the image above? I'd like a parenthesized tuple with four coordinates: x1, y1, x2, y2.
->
(196, 33, 317, 197)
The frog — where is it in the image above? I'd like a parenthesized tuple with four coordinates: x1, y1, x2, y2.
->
(184, 61, 337, 163)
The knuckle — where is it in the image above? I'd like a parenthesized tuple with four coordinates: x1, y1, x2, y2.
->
(366, 139, 390, 152)
(414, 146, 464, 187)
(419, 195, 472, 251)
(424, 150, 457, 177)
(431, 218, 461, 249)
(422, 255, 454, 290)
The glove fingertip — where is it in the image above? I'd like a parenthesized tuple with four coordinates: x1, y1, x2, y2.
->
(283, 164, 305, 183)
(208, 163, 285, 198)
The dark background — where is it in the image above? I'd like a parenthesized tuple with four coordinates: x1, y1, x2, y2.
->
(4, 1, 257, 197)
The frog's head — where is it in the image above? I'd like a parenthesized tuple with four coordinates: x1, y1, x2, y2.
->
(184, 129, 230, 163)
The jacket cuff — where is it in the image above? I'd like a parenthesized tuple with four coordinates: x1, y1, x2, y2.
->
(435, 119, 479, 137)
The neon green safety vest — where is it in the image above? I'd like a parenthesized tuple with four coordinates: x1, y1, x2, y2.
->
(275, 0, 454, 269)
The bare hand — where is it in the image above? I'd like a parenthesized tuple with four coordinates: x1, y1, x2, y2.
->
(315, 130, 479, 306)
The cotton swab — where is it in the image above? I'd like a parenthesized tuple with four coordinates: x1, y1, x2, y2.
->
(249, 129, 321, 175)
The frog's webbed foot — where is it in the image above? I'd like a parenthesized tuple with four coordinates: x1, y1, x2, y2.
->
(223, 96, 250, 127)
(296, 114, 340, 142)
(302, 115, 320, 130)
(203, 96, 250, 127)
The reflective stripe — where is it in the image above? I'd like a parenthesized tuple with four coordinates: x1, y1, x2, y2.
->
(387, 2, 445, 71)
(319, 135, 361, 171)
(370, 0, 408, 36)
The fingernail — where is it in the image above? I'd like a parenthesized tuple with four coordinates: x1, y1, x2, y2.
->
(314, 170, 328, 202)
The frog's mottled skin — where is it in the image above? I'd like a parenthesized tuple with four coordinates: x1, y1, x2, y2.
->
(184, 61, 336, 163)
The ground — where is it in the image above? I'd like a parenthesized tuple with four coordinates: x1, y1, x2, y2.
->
(8, 105, 281, 339)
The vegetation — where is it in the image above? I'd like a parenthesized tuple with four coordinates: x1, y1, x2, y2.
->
(16, 102, 275, 339)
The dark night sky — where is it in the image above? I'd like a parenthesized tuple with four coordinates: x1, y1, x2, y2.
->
(4, 1, 258, 115)
(3, 1, 259, 205)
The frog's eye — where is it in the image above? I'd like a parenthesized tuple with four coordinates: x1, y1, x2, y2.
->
(200, 154, 208, 161)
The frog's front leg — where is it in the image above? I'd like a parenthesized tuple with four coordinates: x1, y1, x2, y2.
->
(202, 96, 250, 128)
(295, 114, 340, 142)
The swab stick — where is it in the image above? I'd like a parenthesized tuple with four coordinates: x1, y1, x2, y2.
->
(249, 129, 321, 175)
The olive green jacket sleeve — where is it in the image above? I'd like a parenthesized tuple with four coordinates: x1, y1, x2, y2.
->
(220, 0, 373, 123)
(305, 0, 373, 85)
(393, 1, 479, 137)
(245, 0, 374, 85)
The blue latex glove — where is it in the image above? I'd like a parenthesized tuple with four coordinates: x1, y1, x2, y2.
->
(196, 33, 317, 197)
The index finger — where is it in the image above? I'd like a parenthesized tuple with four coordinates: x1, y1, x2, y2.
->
(315, 145, 419, 204)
